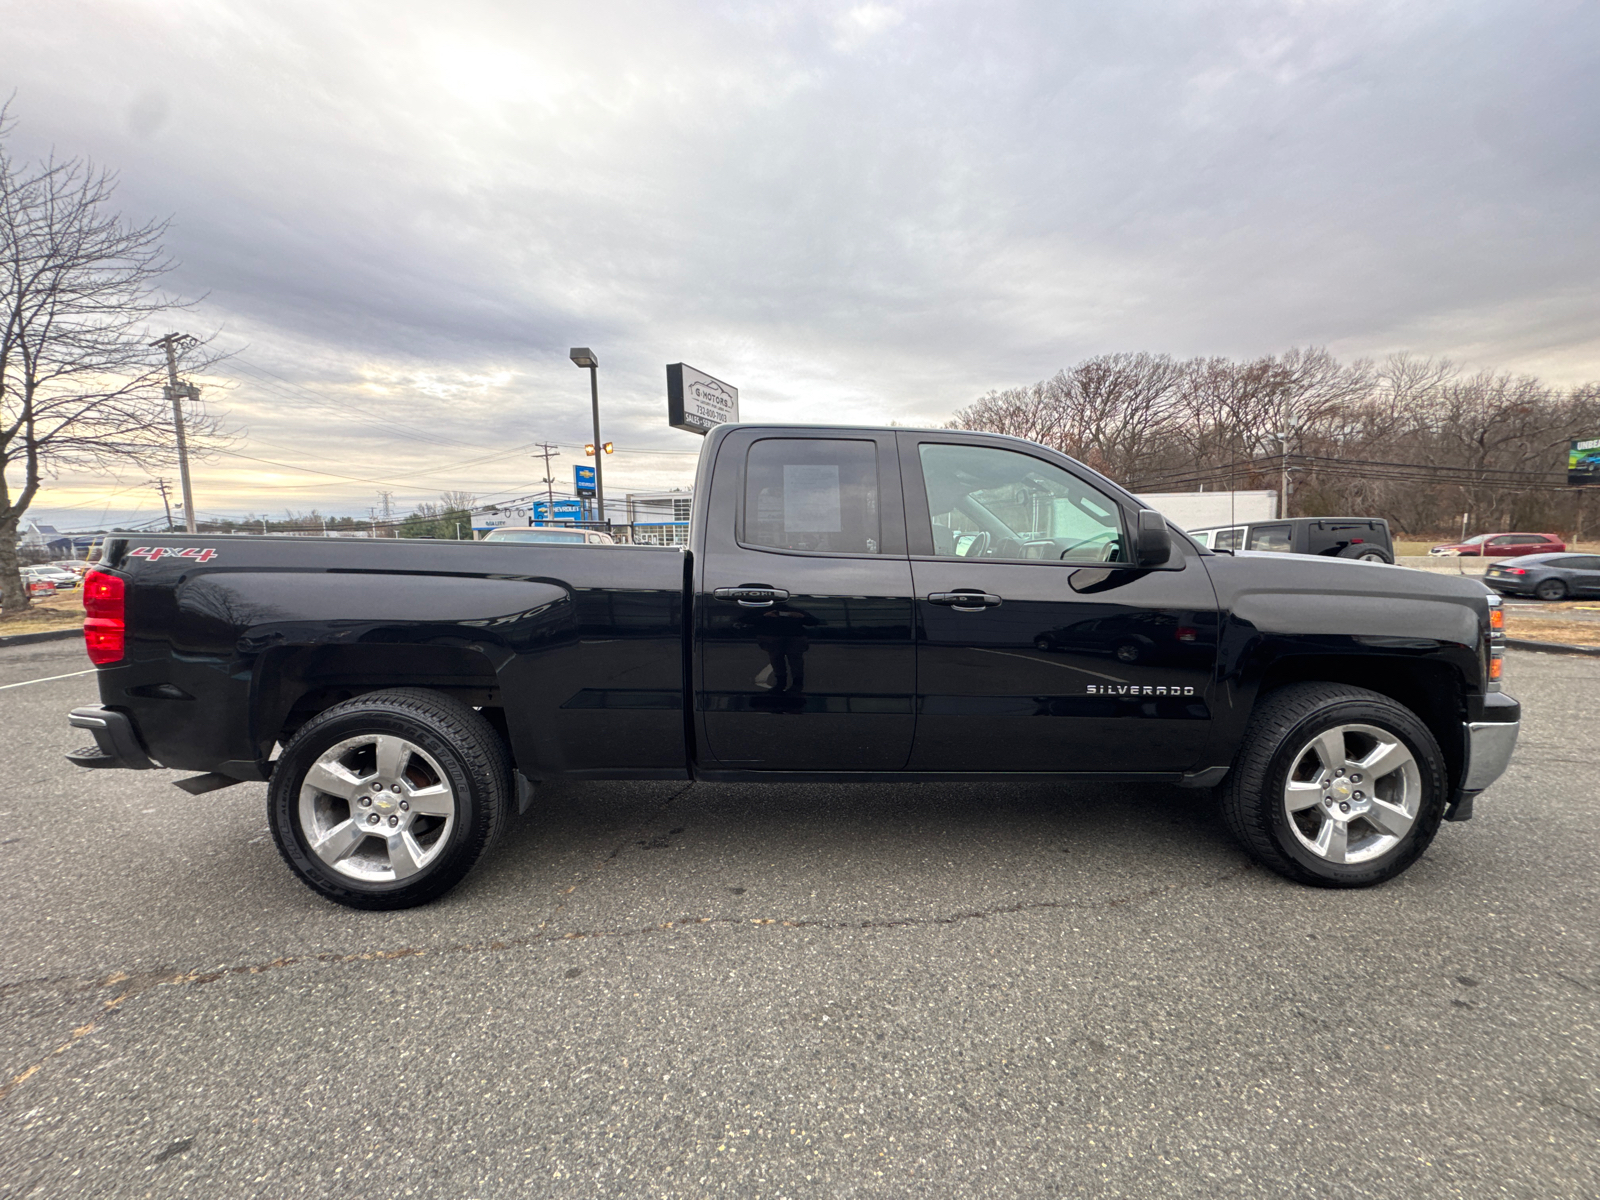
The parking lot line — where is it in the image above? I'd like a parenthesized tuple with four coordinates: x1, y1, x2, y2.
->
(0, 668, 96, 691)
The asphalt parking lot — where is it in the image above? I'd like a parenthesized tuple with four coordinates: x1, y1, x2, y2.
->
(1, 641, 1596, 1199)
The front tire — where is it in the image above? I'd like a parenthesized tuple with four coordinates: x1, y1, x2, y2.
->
(1221, 683, 1448, 887)
(268, 689, 511, 910)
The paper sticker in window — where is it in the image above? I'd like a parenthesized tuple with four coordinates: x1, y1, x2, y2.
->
(783, 464, 841, 533)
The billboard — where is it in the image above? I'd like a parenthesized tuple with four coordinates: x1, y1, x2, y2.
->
(667, 363, 738, 435)
(574, 464, 596, 497)
(1570, 437, 1600, 487)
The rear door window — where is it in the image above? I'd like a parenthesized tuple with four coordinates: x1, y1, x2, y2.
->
(743, 438, 882, 555)
(1212, 526, 1245, 552)
(1248, 524, 1293, 553)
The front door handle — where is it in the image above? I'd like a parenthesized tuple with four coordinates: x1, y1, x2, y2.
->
(713, 586, 790, 608)
(927, 591, 1002, 611)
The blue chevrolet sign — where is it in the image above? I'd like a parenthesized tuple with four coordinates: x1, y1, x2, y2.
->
(574, 464, 596, 497)
(533, 499, 587, 522)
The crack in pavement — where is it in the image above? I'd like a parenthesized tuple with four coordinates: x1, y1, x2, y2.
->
(539, 780, 697, 925)
(0, 859, 1253, 1105)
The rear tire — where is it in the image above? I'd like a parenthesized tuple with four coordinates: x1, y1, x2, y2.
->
(268, 688, 512, 910)
(1338, 545, 1393, 564)
(1535, 578, 1568, 601)
(1221, 683, 1448, 887)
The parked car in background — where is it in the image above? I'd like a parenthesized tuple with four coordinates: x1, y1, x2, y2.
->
(22, 565, 80, 591)
(483, 527, 616, 545)
(50, 561, 94, 576)
(1186, 517, 1394, 563)
(1429, 533, 1566, 558)
(1484, 553, 1600, 601)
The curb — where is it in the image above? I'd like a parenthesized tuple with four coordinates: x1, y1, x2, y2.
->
(0, 628, 82, 649)
(1505, 637, 1600, 657)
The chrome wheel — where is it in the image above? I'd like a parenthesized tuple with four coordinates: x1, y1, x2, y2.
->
(296, 734, 457, 882)
(1282, 723, 1420, 864)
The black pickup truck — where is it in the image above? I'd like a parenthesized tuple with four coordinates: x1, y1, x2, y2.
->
(66, 424, 1519, 908)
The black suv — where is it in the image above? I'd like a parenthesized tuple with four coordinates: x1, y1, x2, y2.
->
(1187, 517, 1394, 563)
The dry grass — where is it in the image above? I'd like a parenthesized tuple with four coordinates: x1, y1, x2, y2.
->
(0, 592, 85, 638)
(1505, 616, 1600, 648)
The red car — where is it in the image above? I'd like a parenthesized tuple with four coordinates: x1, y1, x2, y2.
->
(1429, 532, 1567, 558)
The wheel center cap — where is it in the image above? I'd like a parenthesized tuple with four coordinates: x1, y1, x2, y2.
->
(373, 796, 396, 812)
(1331, 781, 1352, 800)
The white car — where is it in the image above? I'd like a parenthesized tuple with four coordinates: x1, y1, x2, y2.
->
(22, 565, 80, 591)
(483, 527, 616, 545)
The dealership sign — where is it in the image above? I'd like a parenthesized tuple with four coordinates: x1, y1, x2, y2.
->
(667, 363, 738, 435)
(533, 499, 588, 522)
(574, 464, 596, 497)
(1570, 437, 1600, 487)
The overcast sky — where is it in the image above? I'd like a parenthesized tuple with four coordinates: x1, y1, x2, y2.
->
(4, 0, 1598, 529)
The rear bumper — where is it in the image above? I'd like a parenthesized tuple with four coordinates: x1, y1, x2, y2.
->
(1447, 692, 1520, 820)
(65, 706, 156, 771)
(1484, 579, 1534, 595)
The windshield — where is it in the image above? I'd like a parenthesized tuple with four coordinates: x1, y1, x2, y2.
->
(1461, 535, 1489, 545)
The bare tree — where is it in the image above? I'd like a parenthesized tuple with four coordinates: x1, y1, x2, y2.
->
(0, 104, 221, 613)
(951, 346, 1600, 539)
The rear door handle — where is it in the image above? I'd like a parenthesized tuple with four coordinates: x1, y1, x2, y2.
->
(927, 591, 1002, 610)
(713, 586, 790, 608)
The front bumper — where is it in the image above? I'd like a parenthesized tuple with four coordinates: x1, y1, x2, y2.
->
(1448, 692, 1520, 820)
(65, 705, 156, 770)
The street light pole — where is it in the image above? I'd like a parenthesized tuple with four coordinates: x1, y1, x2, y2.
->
(570, 348, 604, 526)
(151, 333, 199, 533)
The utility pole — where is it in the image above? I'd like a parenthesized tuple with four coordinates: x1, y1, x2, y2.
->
(377, 490, 394, 537)
(151, 333, 199, 533)
(151, 479, 174, 530)
(532, 442, 560, 526)
(1277, 405, 1297, 520)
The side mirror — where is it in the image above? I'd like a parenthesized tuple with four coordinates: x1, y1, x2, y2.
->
(1132, 509, 1172, 567)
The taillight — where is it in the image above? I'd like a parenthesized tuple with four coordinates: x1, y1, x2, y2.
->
(83, 570, 125, 665)
(1504, 568, 1526, 575)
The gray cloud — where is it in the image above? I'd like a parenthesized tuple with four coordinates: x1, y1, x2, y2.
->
(4, 0, 1598, 526)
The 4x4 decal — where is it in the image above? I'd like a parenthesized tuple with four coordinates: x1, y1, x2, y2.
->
(129, 546, 218, 562)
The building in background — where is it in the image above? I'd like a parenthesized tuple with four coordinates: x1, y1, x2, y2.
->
(624, 489, 693, 545)
(1133, 490, 1278, 529)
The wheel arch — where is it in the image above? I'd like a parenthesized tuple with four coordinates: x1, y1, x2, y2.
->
(1254, 654, 1467, 793)
(253, 644, 505, 763)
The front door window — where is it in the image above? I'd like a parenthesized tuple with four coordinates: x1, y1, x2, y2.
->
(917, 442, 1126, 563)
